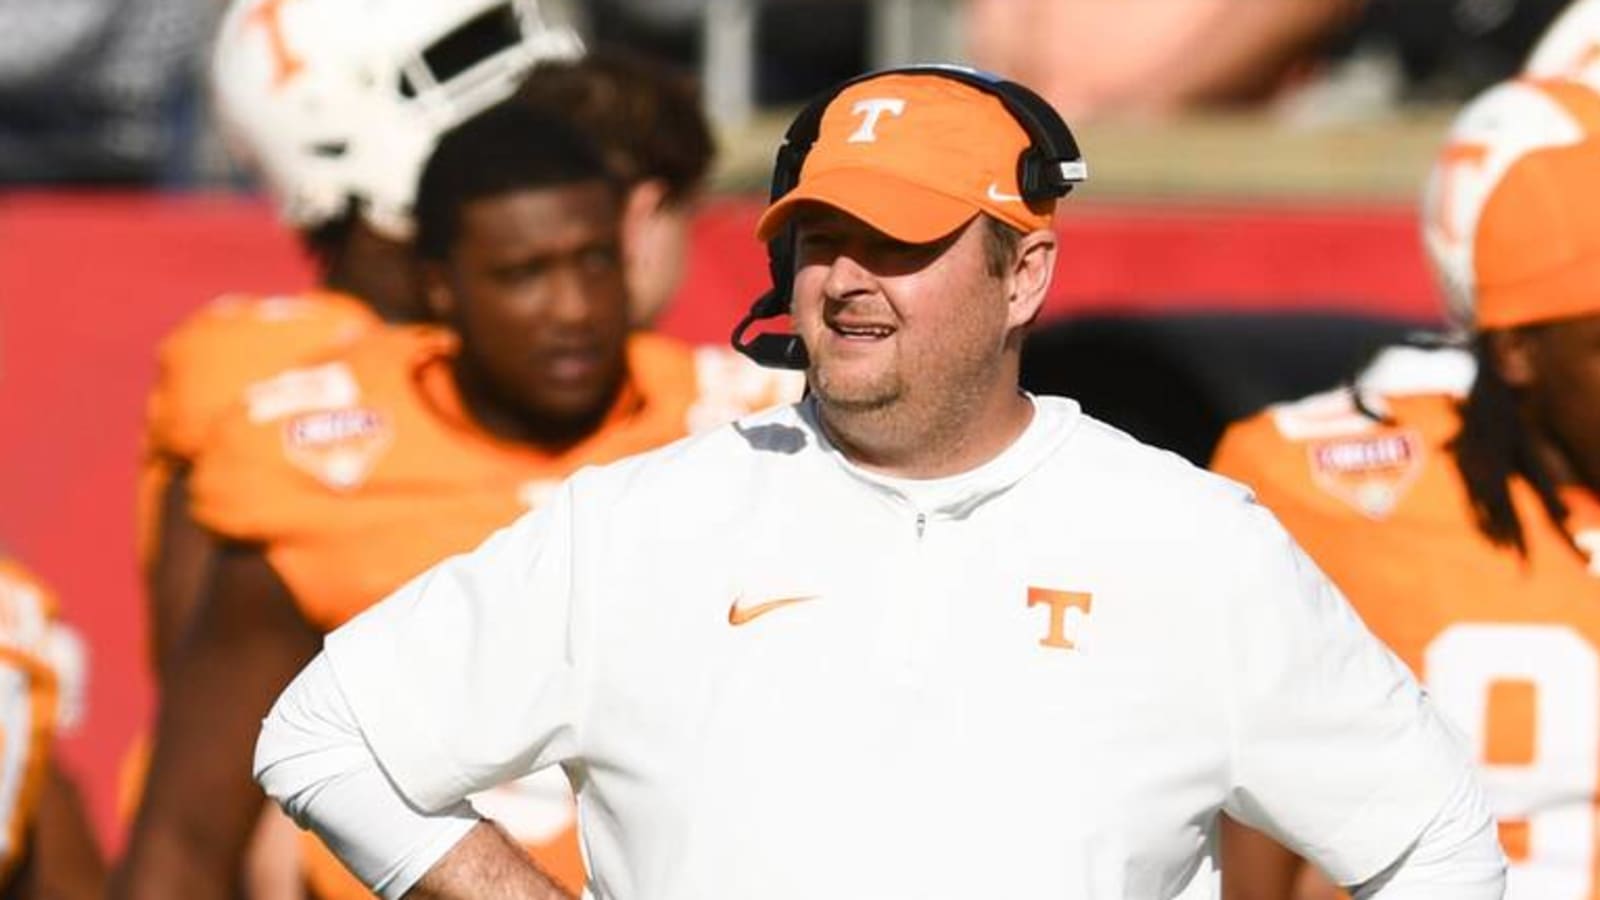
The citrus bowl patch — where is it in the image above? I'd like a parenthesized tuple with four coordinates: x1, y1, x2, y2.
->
(1307, 430, 1424, 519)
(281, 408, 393, 491)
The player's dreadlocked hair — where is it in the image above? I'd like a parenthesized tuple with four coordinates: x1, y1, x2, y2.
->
(1450, 333, 1569, 554)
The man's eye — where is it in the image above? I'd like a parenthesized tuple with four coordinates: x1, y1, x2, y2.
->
(493, 260, 548, 283)
(579, 245, 621, 270)
(797, 232, 841, 252)
(874, 238, 930, 258)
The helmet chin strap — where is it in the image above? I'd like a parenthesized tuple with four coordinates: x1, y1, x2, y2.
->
(731, 290, 810, 370)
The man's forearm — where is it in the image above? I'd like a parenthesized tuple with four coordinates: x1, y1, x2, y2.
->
(405, 821, 570, 900)
(257, 653, 573, 898)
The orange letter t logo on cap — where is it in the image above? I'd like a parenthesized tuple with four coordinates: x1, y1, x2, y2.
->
(1028, 587, 1092, 650)
(848, 98, 907, 143)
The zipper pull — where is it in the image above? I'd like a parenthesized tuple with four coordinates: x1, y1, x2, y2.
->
(915, 512, 927, 538)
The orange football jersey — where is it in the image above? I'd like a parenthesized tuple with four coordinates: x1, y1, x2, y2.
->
(190, 325, 799, 898)
(1215, 385, 1600, 898)
(125, 291, 381, 834)
(137, 291, 380, 566)
(0, 557, 82, 889)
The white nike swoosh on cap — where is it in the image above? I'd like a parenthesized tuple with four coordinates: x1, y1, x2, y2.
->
(986, 182, 1023, 203)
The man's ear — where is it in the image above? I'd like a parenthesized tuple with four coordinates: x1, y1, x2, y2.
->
(625, 178, 669, 223)
(1006, 228, 1057, 329)
(1487, 327, 1538, 389)
(422, 261, 456, 323)
(622, 179, 669, 253)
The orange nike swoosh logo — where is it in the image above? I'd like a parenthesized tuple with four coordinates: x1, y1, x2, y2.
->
(728, 595, 818, 626)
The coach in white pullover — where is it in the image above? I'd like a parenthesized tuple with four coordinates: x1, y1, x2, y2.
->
(254, 68, 1505, 899)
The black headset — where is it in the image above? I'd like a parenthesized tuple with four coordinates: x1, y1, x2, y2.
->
(731, 64, 1088, 370)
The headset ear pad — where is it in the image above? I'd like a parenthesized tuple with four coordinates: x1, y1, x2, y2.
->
(762, 138, 812, 313)
(770, 142, 809, 201)
(764, 228, 796, 316)
(1017, 147, 1051, 210)
(1019, 147, 1082, 205)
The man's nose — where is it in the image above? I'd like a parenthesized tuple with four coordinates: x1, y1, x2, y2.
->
(821, 250, 875, 300)
(546, 265, 596, 324)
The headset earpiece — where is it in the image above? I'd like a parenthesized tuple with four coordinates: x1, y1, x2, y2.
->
(1018, 148, 1051, 206)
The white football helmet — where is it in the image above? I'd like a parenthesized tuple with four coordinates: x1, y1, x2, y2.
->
(1418, 77, 1600, 330)
(211, 0, 582, 238)
(1527, 0, 1600, 86)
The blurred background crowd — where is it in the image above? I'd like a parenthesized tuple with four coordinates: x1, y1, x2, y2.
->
(0, 0, 1585, 186)
(2, 0, 1600, 898)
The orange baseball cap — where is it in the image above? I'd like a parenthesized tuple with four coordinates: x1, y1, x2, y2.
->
(1474, 137, 1600, 329)
(755, 71, 1076, 244)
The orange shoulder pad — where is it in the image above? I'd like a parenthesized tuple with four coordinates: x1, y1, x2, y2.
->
(1217, 389, 1468, 544)
(187, 331, 409, 547)
(1212, 386, 1375, 511)
(625, 332, 699, 402)
(146, 291, 380, 464)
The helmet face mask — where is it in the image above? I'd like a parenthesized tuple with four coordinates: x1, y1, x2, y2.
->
(212, 0, 582, 238)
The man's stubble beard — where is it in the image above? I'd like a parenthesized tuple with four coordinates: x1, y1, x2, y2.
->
(809, 362, 906, 415)
(809, 338, 999, 464)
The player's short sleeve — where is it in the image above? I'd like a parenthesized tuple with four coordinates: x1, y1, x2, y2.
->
(145, 324, 225, 465)
(321, 481, 588, 813)
(145, 299, 271, 463)
(1220, 501, 1475, 886)
(186, 356, 370, 549)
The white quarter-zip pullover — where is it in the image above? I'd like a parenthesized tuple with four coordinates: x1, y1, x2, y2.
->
(259, 396, 1496, 898)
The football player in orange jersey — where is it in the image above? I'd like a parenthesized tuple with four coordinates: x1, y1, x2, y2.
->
(131, 2, 579, 894)
(116, 100, 792, 900)
(141, 0, 580, 681)
(1215, 75, 1600, 900)
(0, 555, 102, 900)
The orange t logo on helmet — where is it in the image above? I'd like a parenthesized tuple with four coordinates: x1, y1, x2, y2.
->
(245, 0, 305, 89)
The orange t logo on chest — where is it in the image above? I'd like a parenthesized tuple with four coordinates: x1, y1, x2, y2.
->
(1027, 587, 1092, 650)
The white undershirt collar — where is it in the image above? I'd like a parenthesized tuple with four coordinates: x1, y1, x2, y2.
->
(801, 393, 1082, 520)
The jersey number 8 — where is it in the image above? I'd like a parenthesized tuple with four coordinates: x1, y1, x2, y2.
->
(1427, 623, 1598, 899)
